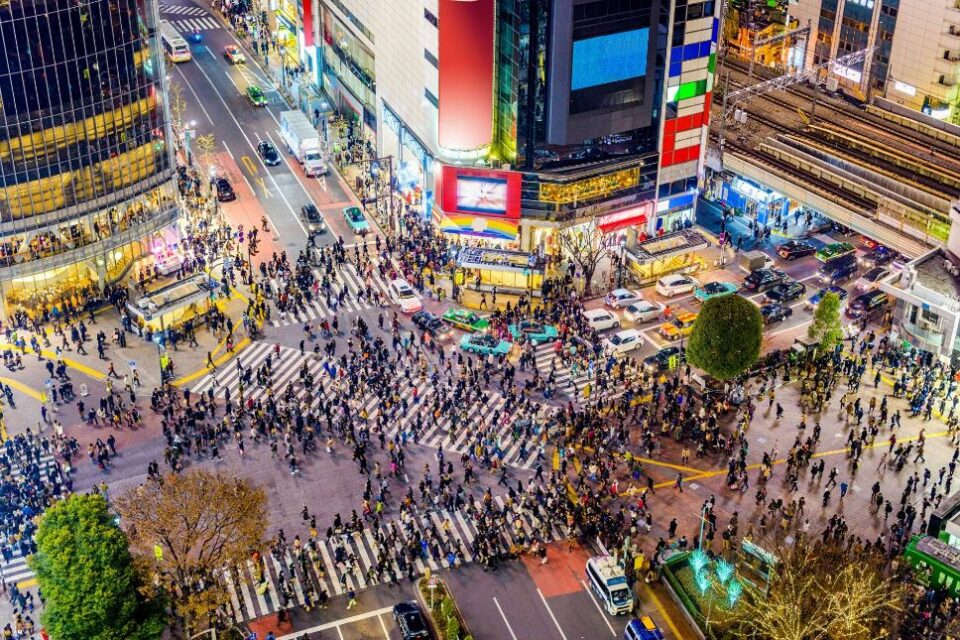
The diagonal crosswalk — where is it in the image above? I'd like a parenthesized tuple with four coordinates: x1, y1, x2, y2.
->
(170, 16, 221, 32)
(219, 495, 570, 623)
(266, 263, 393, 327)
(158, 3, 208, 16)
(189, 343, 546, 469)
(533, 342, 594, 392)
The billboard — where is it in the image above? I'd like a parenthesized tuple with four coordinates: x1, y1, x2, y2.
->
(571, 28, 649, 91)
(438, 165, 521, 219)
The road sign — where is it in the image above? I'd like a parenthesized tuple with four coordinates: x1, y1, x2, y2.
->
(128, 360, 137, 370)
(154, 545, 163, 561)
(668, 354, 680, 370)
(44, 379, 52, 388)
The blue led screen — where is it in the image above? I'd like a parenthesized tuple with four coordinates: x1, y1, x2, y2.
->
(571, 28, 649, 91)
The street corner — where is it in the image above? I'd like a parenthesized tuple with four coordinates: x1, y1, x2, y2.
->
(520, 539, 592, 598)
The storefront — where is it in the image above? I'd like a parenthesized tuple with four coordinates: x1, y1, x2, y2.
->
(455, 247, 544, 291)
(126, 273, 221, 333)
(721, 176, 789, 227)
(274, 0, 301, 69)
(381, 101, 433, 217)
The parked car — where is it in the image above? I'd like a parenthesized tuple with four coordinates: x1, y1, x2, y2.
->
(257, 140, 281, 166)
(459, 333, 512, 356)
(764, 281, 806, 303)
(624, 616, 666, 640)
(815, 242, 856, 262)
(643, 346, 684, 372)
(602, 329, 643, 355)
(388, 278, 422, 313)
(442, 308, 489, 332)
(777, 239, 816, 260)
(855, 267, 889, 291)
(215, 177, 236, 202)
(343, 206, 370, 234)
(693, 281, 738, 302)
(604, 288, 643, 309)
(583, 308, 620, 331)
(393, 601, 431, 640)
(846, 290, 888, 319)
(806, 286, 849, 309)
(858, 247, 896, 269)
(223, 44, 245, 64)
(655, 274, 699, 297)
(508, 320, 558, 345)
(658, 312, 698, 341)
(299, 203, 327, 235)
(246, 85, 268, 106)
(760, 302, 794, 324)
(624, 301, 664, 324)
(411, 310, 452, 341)
(742, 268, 788, 293)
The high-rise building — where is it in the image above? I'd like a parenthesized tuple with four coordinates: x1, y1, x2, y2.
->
(0, 0, 180, 319)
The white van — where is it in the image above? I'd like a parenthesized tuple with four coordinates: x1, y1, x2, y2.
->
(389, 278, 423, 314)
(586, 555, 634, 615)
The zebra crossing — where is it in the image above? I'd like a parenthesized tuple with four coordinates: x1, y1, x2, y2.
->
(158, 3, 208, 16)
(267, 263, 392, 327)
(169, 16, 222, 32)
(0, 453, 62, 588)
(189, 343, 545, 469)
(219, 495, 569, 623)
(533, 342, 593, 392)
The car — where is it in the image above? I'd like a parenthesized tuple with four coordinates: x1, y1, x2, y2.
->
(257, 140, 281, 166)
(459, 333, 512, 356)
(765, 281, 806, 303)
(658, 312, 698, 341)
(393, 601, 431, 640)
(655, 274, 699, 297)
(806, 286, 849, 309)
(818, 254, 858, 284)
(802, 217, 834, 237)
(855, 267, 889, 291)
(777, 239, 817, 260)
(343, 206, 370, 234)
(742, 268, 788, 293)
(624, 300, 664, 324)
(815, 242, 856, 262)
(442, 308, 490, 332)
(604, 288, 643, 309)
(214, 177, 235, 202)
(583, 308, 621, 331)
(760, 302, 794, 324)
(388, 279, 422, 314)
(858, 247, 896, 269)
(693, 281, 738, 302)
(846, 290, 888, 319)
(411, 310, 452, 341)
(624, 616, 666, 640)
(246, 85, 268, 106)
(602, 329, 643, 355)
(643, 346, 684, 372)
(860, 236, 881, 249)
(223, 44, 245, 64)
(299, 203, 327, 235)
(507, 320, 559, 345)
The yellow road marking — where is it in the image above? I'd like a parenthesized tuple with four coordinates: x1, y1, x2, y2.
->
(642, 581, 685, 640)
(171, 337, 252, 387)
(17, 578, 37, 590)
(0, 377, 44, 402)
(241, 155, 258, 176)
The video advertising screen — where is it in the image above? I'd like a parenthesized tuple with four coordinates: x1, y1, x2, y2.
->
(571, 28, 649, 91)
(456, 176, 509, 214)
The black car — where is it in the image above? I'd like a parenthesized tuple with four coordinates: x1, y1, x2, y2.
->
(643, 346, 684, 371)
(777, 240, 816, 260)
(215, 177, 236, 202)
(742, 268, 788, 292)
(300, 204, 327, 235)
(760, 302, 793, 324)
(411, 310, 451, 340)
(858, 247, 896, 269)
(764, 281, 806, 303)
(257, 140, 281, 166)
(393, 601, 431, 640)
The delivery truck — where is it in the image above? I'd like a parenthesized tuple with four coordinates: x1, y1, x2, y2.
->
(279, 110, 327, 177)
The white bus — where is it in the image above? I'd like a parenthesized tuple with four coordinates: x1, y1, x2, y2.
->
(159, 20, 191, 63)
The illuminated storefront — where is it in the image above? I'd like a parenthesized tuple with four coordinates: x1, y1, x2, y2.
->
(454, 247, 543, 291)
(274, 0, 301, 68)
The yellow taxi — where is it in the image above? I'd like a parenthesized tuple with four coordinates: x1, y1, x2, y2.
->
(658, 311, 698, 341)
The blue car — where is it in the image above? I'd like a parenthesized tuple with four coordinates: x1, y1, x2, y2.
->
(806, 286, 848, 309)
(624, 617, 665, 640)
(507, 320, 559, 345)
(459, 333, 512, 356)
(343, 206, 370, 234)
(693, 281, 738, 302)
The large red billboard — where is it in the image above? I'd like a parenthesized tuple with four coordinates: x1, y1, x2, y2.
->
(302, 0, 313, 47)
(437, 165, 522, 219)
(438, 0, 495, 151)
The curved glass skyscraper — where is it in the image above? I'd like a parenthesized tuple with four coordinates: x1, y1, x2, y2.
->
(0, 0, 179, 318)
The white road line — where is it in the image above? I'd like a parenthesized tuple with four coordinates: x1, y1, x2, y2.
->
(276, 605, 395, 640)
(172, 65, 215, 125)
(579, 580, 618, 637)
(378, 613, 392, 639)
(493, 597, 519, 640)
(222, 140, 235, 160)
(537, 588, 569, 640)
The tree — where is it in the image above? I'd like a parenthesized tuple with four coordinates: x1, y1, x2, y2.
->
(807, 291, 844, 353)
(30, 494, 165, 640)
(114, 470, 268, 633)
(556, 218, 607, 295)
(686, 294, 763, 380)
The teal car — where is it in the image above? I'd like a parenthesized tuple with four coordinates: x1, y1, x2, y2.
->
(507, 320, 559, 345)
(459, 333, 512, 356)
(442, 308, 490, 332)
(693, 281, 738, 302)
(246, 85, 268, 106)
(343, 206, 370, 234)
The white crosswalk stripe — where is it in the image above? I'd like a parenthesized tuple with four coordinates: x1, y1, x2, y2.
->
(218, 500, 570, 623)
(532, 342, 594, 392)
(267, 263, 392, 327)
(159, 3, 208, 16)
(170, 16, 221, 32)
(0, 453, 62, 586)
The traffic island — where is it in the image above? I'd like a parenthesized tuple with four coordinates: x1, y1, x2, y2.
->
(415, 574, 473, 640)
(661, 550, 746, 640)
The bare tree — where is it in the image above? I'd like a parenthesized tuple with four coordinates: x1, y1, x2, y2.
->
(556, 217, 607, 295)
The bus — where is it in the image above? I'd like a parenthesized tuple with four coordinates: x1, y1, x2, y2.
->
(159, 20, 191, 63)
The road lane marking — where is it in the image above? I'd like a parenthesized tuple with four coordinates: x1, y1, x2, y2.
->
(642, 581, 685, 640)
(172, 66, 215, 125)
(537, 588, 569, 640)
(378, 613, 392, 639)
(579, 580, 617, 637)
(276, 605, 394, 640)
(222, 142, 255, 195)
(493, 597, 519, 640)
(241, 155, 258, 176)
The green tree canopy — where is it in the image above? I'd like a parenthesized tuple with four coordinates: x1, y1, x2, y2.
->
(686, 294, 763, 380)
(30, 493, 165, 640)
(807, 290, 844, 353)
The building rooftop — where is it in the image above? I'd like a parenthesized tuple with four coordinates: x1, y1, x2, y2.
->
(913, 250, 960, 301)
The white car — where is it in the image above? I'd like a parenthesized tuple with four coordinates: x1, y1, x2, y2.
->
(582, 308, 620, 331)
(388, 278, 423, 313)
(604, 288, 643, 309)
(855, 267, 889, 292)
(624, 300, 664, 324)
(602, 329, 644, 355)
(655, 274, 699, 297)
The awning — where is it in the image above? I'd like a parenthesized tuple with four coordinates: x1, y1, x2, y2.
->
(457, 247, 543, 273)
(598, 202, 653, 233)
(627, 229, 710, 265)
(440, 213, 518, 241)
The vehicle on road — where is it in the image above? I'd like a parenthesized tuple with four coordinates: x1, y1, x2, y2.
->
(742, 268, 788, 293)
(257, 140, 281, 166)
(764, 281, 806, 303)
(442, 308, 489, 332)
(393, 601, 431, 640)
(279, 110, 327, 176)
(214, 177, 235, 202)
(760, 302, 793, 324)
(777, 239, 817, 260)
(624, 617, 665, 640)
(508, 320, 558, 345)
(411, 311, 452, 341)
(815, 242, 856, 262)
(586, 556, 634, 615)
(658, 312, 697, 341)
(860, 236, 881, 249)
(643, 346, 684, 371)
(604, 288, 643, 309)
(846, 290, 888, 319)
(459, 333, 512, 356)
(246, 85, 268, 107)
(818, 253, 858, 284)
(583, 308, 620, 331)
(299, 204, 327, 235)
(855, 267, 889, 291)
(806, 286, 849, 309)
(693, 281, 738, 302)
(388, 279, 422, 314)
(602, 329, 643, 355)
(624, 301, 664, 324)
(655, 274, 699, 297)
(159, 20, 191, 62)
(223, 44, 245, 64)
(343, 206, 370, 234)
(858, 246, 897, 269)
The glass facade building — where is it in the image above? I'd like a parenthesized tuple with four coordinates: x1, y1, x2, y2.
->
(0, 0, 178, 317)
